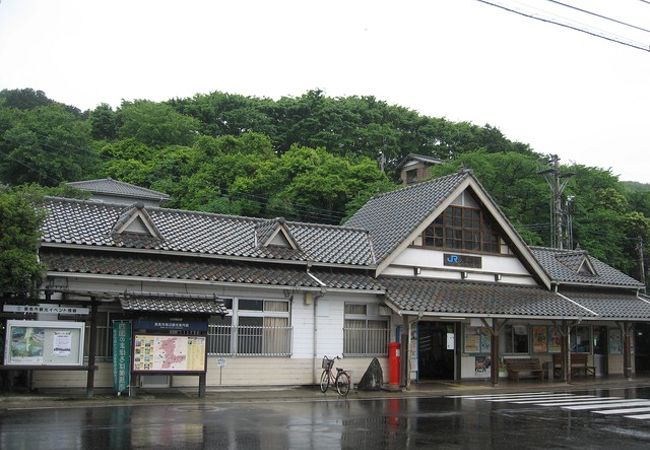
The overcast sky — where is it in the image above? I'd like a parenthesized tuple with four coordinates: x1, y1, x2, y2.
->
(0, 0, 648, 182)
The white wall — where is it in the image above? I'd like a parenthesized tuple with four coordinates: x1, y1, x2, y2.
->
(384, 248, 536, 286)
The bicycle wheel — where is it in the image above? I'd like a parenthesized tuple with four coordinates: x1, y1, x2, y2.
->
(335, 371, 351, 397)
(320, 370, 330, 393)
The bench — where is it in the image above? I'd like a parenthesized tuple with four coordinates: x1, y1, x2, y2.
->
(505, 358, 544, 382)
(552, 353, 596, 378)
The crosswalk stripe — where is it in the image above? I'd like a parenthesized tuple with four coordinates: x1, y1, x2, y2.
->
(539, 398, 635, 407)
(447, 392, 552, 399)
(595, 407, 650, 415)
(562, 401, 650, 411)
(451, 391, 650, 421)
(512, 396, 602, 404)
(490, 395, 589, 403)
(624, 413, 650, 420)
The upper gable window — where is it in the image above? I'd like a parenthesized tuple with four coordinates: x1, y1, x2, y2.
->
(421, 205, 501, 254)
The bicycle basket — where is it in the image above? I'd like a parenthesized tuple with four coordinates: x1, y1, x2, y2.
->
(322, 357, 334, 370)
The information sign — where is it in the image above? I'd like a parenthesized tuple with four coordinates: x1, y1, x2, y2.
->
(112, 320, 132, 394)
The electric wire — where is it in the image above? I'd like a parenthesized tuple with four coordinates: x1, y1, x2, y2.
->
(543, 0, 650, 33)
(475, 0, 650, 52)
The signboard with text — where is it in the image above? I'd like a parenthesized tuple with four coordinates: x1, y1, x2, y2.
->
(132, 334, 206, 373)
(112, 320, 132, 394)
(443, 253, 482, 269)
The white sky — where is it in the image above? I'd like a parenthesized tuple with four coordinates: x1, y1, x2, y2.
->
(0, 0, 648, 182)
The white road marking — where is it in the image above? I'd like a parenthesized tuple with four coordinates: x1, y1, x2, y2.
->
(595, 407, 650, 415)
(624, 413, 650, 420)
(487, 395, 586, 402)
(542, 399, 637, 407)
(562, 401, 650, 411)
(511, 396, 600, 404)
(447, 392, 552, 399)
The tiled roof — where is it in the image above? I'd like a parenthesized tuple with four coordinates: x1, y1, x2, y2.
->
(345, 171, 469, 262)
(41, 197, 375, 266)
(41, 250, 383, 291)
(531, 247, 643, 288)
(67, 178, 170, 201)
(561, 290, 650, 320)
(120, 292, 227, 315)
(396, 153, 443, 169)
(381, 277, 593, 319)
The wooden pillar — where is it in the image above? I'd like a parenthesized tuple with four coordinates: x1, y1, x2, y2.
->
(623, 322, 633, 380)
(401, 315, 410, 388)
(86, 298, 98, 398)
(198, 373, 206, 398)
(561, 322, 570, 383)
(490, 319, 500, 386)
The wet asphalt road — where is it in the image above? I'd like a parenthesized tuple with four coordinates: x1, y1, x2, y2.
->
(2, 386, 650, 449)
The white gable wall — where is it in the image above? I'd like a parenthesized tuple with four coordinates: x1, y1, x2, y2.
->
(383, 248, 538, 285)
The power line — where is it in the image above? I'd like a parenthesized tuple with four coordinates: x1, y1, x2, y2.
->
(543, 0, 650, 33)
(476, 0, 650, 53)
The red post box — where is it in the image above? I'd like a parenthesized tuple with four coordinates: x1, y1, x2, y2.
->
(388, 341, 401, 388)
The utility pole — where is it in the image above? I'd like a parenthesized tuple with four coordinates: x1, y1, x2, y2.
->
(637, 236, 647, 288)
(539, 155, 574, 249)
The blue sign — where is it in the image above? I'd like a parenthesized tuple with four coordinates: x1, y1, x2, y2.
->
(443, 253, 482, 269)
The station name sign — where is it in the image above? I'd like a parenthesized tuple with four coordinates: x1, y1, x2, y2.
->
(3, 304, 90, 315)
(443, 253, 482, 269)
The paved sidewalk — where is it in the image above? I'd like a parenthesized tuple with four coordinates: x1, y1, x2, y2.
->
(2, 375, 650, 410)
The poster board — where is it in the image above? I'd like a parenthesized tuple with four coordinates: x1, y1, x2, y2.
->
(608, 328, 622, 354)
(532, 326, 548, 353)
(132, 334, 206, 373)
(4, 320, 85, 366)
(463, 326, 491, 354)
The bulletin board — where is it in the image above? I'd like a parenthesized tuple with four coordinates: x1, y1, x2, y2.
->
(4, 320, 85, 366)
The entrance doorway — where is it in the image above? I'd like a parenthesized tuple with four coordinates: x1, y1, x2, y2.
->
(417, 321, 456, 380)
(635, 323, 650, 373)
(593, 326, 608, 377)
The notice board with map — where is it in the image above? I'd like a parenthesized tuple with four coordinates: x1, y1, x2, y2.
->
(132, 334, 207, 373)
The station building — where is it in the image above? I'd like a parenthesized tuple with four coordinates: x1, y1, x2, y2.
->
(2, 171, 648, 392)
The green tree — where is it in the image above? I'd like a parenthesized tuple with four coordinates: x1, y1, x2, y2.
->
(117, 100, 200, 147)
(0, 185, 45, 296)
(0, 104, 95, 186)
(89, 103, 118, 140)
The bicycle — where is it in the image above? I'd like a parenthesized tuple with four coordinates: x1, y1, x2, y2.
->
(320, 355, 351, 396)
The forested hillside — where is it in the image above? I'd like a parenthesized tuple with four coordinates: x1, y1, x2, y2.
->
(0, 88, 648, 285)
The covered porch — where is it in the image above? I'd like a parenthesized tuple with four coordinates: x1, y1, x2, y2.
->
(380, 277, 650, 387)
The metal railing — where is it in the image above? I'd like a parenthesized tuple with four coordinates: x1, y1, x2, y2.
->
(208, 325, 292, 356)
(343, 327, 390, 355)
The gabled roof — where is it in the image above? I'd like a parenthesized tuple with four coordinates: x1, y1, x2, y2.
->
(396, 153, 443, 170)
(555, 251, 595, 275)
(381, 277, 591, 319)
(67, 178, 170, 201)
(345, 170, 551, 287)
(111, 202, 163, 240)
(41, 197, 375, 267)
(345, 171, 469, 262)
(531, 247, 643, 288)
(254, 218, 301, 251)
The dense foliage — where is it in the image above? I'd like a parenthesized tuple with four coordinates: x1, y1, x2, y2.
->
(0, 87, 648, 285)
(0, 185, 45, 296)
